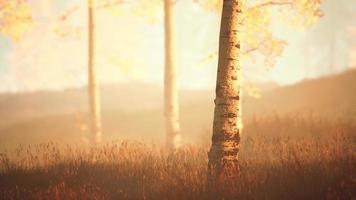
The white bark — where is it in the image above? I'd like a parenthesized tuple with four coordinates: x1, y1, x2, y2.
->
(88, 0, 102, 144)
(164, 0, 181, 149)
(208, 0, 242, 177)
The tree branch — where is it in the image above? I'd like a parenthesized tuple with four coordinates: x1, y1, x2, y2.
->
(96, 0, 126, 9)
(59, 5, 80, 21)
(250, 0, 294, 9)
(58, 0, 126, 22)
(243, 46, 259, 54)
(243, 41, 265, 55)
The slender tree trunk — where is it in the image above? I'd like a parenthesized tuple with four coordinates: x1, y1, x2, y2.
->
(163, 0, 181, 149)
(88, 0, 102, 144)
(208, 0, 242, 179)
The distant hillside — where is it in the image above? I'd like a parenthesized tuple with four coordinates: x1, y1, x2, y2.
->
(0, 80, 279, 129)
(244, 69, 356, 119)
(0, 69, 355, 149)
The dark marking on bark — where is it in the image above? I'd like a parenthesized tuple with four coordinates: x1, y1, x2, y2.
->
(226, 57, 236, 61)
(231, 95, 240, 100)
(217, 103, 229, 106)
(227, 113, 237, 118)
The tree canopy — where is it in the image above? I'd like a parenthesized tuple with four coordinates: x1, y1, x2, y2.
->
(0, 0, 33, 40)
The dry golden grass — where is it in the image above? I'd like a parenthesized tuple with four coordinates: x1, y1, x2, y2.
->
(1, 115, 355, 200)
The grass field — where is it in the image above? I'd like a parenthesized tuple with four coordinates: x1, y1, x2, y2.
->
(1, 115, 355, 200)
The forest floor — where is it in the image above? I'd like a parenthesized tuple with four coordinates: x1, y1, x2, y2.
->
(0, 116, 356, 200)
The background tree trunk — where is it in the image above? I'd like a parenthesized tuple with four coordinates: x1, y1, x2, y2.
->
(88, 0, 102, 144)
(208, 0, 242, 179)
(163, 0, 181, 149)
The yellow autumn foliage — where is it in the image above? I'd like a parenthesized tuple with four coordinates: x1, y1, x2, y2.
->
(0, 0, 33, 40)
(196, 0, 322, 64)
(107, 56, 131, 75)
(246, 83, 262, 99)
(132, 0, 163, 24)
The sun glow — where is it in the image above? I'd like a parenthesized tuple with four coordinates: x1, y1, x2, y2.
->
(0, 0, 353, 92)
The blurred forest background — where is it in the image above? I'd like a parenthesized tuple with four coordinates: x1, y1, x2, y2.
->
(0, 0, 355, 149)
(1, 0, 356, 199)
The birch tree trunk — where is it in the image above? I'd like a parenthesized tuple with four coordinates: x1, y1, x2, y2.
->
(163, 0, 181, 149)
(88, 0, 102, 144)
(208, 0, 242, 178)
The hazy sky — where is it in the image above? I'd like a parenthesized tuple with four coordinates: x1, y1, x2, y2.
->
(0, 0, 354, 92)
